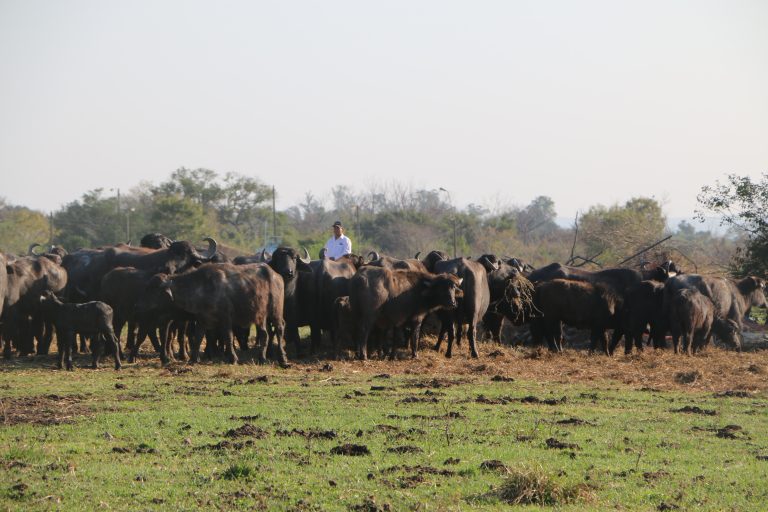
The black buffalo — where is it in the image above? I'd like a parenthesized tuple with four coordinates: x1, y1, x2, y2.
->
(39, 290, 121, 371)
(350, 267, 463, 359)
(141, 263, 285, 364)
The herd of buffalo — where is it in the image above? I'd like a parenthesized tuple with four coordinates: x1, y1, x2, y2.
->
(0, 232, 765, 371)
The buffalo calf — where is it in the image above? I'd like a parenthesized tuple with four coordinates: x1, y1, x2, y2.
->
(39, 291, 121, 371)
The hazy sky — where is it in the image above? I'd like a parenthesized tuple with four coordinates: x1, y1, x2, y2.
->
(1, 1, 766, 221)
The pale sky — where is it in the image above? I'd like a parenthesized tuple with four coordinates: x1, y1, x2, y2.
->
(1, 1, 766, 220)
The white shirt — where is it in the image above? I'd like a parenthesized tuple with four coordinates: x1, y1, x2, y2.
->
(324, 234, 352, 260)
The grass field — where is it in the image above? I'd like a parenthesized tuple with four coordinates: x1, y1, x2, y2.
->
(2, 341, 768, 511)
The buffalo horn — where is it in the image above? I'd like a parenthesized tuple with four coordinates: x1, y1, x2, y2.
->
(414, 252, 421, 259)
(367, 251, 380, 262)
(202, 237, 218, 259)
(299, 247, 311, 264)
(28, 243, 43, 256)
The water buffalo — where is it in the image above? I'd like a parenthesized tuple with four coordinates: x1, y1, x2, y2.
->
(2, 255, 68, 357)
(350, 267, 463, 360)
(141, 262, 285, 364)
(425, 257, 492, 359)
(39, 290, 121, 370)
(663, 274, 766, 350)
(365, 252, 428, 272)
(312, 253, 366, 351)
(263, 247, 313, 350)
(614, 280, 667, 354)
(100, 267, 164, 362)
(140, 233, 173, 249)
(533, 279, 621, 354)
(667, 288, 715, 355)
(478, 254, 526, 343)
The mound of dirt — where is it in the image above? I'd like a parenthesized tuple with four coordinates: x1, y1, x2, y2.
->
(330, 444, 370, 456)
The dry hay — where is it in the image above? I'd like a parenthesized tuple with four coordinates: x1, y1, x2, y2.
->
(321, 336, 768, 393)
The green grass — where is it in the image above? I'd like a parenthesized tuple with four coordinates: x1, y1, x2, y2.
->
(1, 360, 767, 511)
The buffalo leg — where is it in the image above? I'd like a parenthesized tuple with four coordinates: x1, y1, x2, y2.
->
(272, 321, 288, 365)
(467, 323, 479, 358)
(409, 320, 424, 359)
(63, 331, 74, 371)
(37, 320, 53, 355)
(356, 321, 371, 360)
(444, 320, 456, 358)
(254, 326, 269, 363)
(111, 333, 122, 370)
(92, 334, 104, 369)
(591, 328, 610, 356)
(219, 325, 237, 365)
(188, 323, 205, 364)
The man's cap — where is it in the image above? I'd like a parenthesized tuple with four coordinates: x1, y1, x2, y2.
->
(332, 221, 343, 228)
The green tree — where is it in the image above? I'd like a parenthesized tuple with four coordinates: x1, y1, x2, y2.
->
(149, 195, 219, 242)
(217, 173, 273, 247)
(0, 200, 51, 254)
(515, 196, 558, 243)
(54, 189, 124, 250)
(579, 197, 667, 265)
(697, 173, 768, 276)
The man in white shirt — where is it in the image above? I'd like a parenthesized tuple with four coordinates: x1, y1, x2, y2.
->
(324, 220, 352, 260)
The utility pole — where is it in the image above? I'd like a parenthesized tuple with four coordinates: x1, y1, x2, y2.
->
(355, 204, 360, 243)
(272, 186, 277, 238)
(453, 217, 457, 258)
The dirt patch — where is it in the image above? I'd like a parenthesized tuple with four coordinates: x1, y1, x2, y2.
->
(476, 394, 514, 405)
(349, 496, 391, 512)
(407, 377, 469, 389)
(675, 371, 703, 384)
(197, 440, 255, 451)
(714, 390, 753, 398)
(520, 395, 567, 405)
(330, 444, 370, 456)
(716, 424, 749, 440)
(162, 364, 192, 376)
(672, 406, 717, 416)
(400, 396, 439, 403)
(0, 394, 90, 426)
(480, 460, 508, 472)
(555, 417, 594, 426)
(643, 470, 670, 482)
(381, 464, 455, 476)
(491, 375, 515, 382)
(386, 445, 423, 454)
(545, 438, 581, 450)
(224, 423, 268, 439)
(275, 428, 337, 440)
(444, 457, 461, 465)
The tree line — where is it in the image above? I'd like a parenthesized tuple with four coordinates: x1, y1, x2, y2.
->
(1, 167, 761, 275)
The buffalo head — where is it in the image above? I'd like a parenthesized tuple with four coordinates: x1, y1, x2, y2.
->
(270, 247, 311, 279)
(421, 250, 449, 273)
(477, 254, 501, 273)
(140, 233, 174, 249)
(421, 273, 463, 310)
